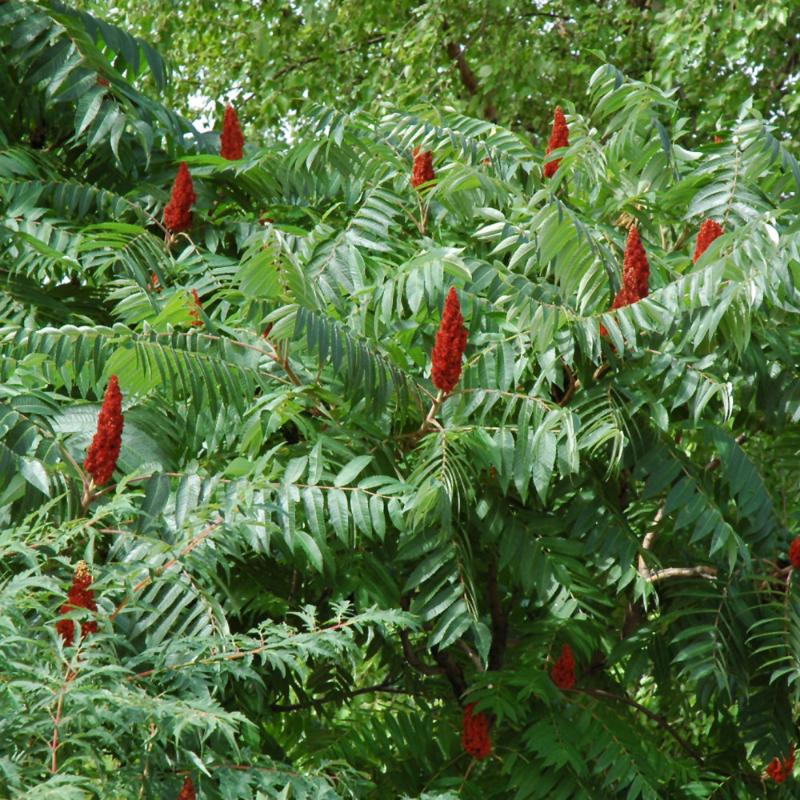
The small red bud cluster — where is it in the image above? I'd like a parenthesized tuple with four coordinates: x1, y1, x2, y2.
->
(189, 289, 203, 327)
(177, 776, 196, 799)
(55, 561, 98, 646)
(693, 219, 724, 263)
(461, 703, 492, 759)
(220, 104, 244, 160)
(550, 643, 576, 690)
(766, 746, 795, 784)
(411, 147, 436, 189)
(544, 106, 569, 178)
(789, 536, 800, 569)
(83, 375, 124, 486)
(431, 287, 468, 394)
(164, 162, 197, 234)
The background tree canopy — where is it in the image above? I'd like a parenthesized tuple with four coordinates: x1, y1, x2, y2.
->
(74, 0, 800, 141)
(3, 1, 800, 799)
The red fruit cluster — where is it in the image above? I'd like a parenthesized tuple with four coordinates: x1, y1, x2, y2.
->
(431, 287, 468, 394)
(150, 272, 162, 293)
(461, 703, 492, 760)
(177, 776, 196, 800)
(693, 219, 724, 263)
(84, 375, 124, 486)
(789, 536, 800, 569)
(600, 226, 650, 337)
(620, 226, 650, 303)
(544, 106, 569, 178)
(220, 104, 244, 160)
(550, 643, 576, 690)
(767, 746, 795, 784)
(55, 561, 98, 646)
(189, 289, 203, 327)
(164, 162, 197, 233)
(411, 147, 436, 189)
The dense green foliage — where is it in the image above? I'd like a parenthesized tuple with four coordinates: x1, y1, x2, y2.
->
(75, 0, 800, 142)
(3, 1, 800, 798)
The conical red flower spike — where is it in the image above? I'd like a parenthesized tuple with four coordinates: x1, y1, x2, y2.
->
(461, 703, 492, 759)
(622, 225, 650, 302)
(431, 287, 468, 394)
(164, 162, 197, 234)
(56, 561, 98, 646)
(600, 226, 650, 337)
(544, 106, 569, 178)
(550, 643, 576, 690)
(177, 776, 196, 800)
(693, 219, 724, 263)
(83, 375, 124, 486)
(220, 105, 244, 160)
(411, 146, 436, 189)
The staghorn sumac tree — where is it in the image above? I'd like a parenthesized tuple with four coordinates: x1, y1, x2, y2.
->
(3, 2, 800, 799)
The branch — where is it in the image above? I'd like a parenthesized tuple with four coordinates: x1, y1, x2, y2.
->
(637, 505, 664, 580)
(487, 560, 508, 671)
(272, 34, 387, 81)
(649, 566, 717, 583)
(269, 681, 415, 712)
(110, 516, 223, 622)
(572, 687, 704, 763)
(704, 433, 747, 472)
(431, 647, 468, 700)
(442, 21, 498, 122)
(457, 639, 484, 672)
(399, 595, 442, 676)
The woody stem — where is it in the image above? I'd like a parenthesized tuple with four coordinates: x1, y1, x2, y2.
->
(418, 390, 445, 436)
(50, 663, 77, 773)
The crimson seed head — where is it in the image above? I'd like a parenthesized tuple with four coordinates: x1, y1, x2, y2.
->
(789, 537, 800, 569)
(766, 746, 795, 784)
(693, 219, 724, 263)
(56, 561, 98, 646)
(550, 643, 576, 690)
(544, 105, 569, 178)
(623, 226, 650, 302)
(411, 146, 436, 189)
(177, 776, 196, 800)
(84, 375, 124, 486)
(600, 226, 649, 337)
(461, 703, 492, 760)
(220, 104, 244, 160)
(431, 287, 468, 394)
(163, 162, 197, 234)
